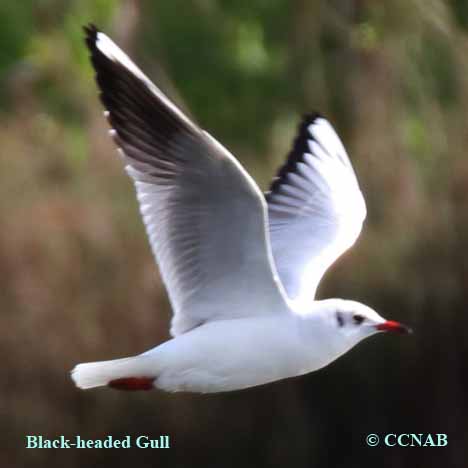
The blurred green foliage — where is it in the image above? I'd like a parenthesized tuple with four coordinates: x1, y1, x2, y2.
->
(2, 2, 468, 468)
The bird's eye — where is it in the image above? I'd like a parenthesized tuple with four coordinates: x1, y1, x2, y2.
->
(336, 312, 344, 327)
(353, 314, 365, 325)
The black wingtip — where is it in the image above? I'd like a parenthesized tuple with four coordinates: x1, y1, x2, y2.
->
(83, 23, 99, 49)
(301, 111, 323, 125)
(296, 112, 325, 138)
(266, 111, 326, 196)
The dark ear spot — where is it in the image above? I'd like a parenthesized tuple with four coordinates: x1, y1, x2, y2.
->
(353, 314, 364, 325)
(336, 312, 344, 327)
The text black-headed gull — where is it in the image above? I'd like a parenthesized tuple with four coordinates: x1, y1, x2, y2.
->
(72, 25, 411, 394)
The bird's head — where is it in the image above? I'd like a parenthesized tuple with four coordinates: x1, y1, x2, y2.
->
(325, 299, 412, 346)
(295, 299, 412, 371)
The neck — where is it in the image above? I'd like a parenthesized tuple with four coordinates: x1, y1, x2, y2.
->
(292, 312, 363, 374)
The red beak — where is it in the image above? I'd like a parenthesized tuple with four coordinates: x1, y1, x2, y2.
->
(376, 320, 412, 334)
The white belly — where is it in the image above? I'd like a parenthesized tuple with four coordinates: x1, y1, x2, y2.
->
(143, 315, 332, 393)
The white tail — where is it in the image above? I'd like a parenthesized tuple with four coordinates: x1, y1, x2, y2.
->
(71, 355, 155, 390)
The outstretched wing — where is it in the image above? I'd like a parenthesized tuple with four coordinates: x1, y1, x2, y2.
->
(266, 114, 366, 308)
(84, 25, 287, 336)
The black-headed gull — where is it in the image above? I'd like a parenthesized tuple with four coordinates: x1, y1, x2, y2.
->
(72, 25, 411, 394)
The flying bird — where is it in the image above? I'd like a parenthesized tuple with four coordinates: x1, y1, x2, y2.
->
(72, 25, 411, 394)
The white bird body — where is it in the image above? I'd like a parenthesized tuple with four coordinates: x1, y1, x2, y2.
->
(149, 315, 312, 393)
(75, 301, 375, 393)
(71, 25, 410, 394)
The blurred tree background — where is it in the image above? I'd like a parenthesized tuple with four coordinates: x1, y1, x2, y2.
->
(2, 0, 468, 466)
